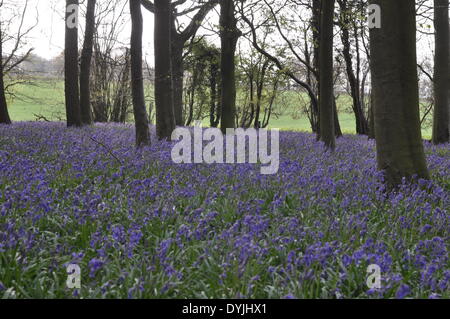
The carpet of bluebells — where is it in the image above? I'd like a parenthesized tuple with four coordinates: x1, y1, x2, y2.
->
(0, 122, 448, 299)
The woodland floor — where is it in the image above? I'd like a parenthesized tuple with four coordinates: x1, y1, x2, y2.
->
(0, 122, 448, 298)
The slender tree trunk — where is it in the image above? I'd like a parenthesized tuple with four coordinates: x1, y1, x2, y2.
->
(369, 0, 429, 187)
(254, 60, 269, 129)
(79, 0, 96, 125)
(333, 98, 342, 138)
(170, 8, 184, 127)
(215, 73, 223, 128)
(154, 0, 175, 140)
(171, 40, 184, 126)
(311, 0, 321, 134)
(338, 0, 368, 135)
(130, 0, 150, 147)
(318, 0, 336, 150)
(209, 60, 220, 127)
(220, 0, 239, 133)
(0, 23, 11, 125)
(65, 0, 82, 127)
(432, 0, 449, 144)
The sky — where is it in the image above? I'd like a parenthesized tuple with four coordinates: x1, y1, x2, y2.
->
(2, 0, 156, 59)
(1, 0, 436, 64)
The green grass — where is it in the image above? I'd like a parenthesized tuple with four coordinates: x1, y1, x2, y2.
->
(6, 79, 433, 139)
(7, 79, 65, 121)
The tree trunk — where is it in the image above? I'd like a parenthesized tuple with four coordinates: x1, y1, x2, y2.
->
(333, 98, 342, 138)
(432, 0, 449, 144)
(65, 0, 82, 127)
(368, 91, 376, 139)
(170, 10, 184, 127)
(79, 0, 96, 125)
(310, 0, 321, 134)
(318, 0, 336, 150)
(154, 0, 175, 140)
(130, 0, 150, 147)
(369, 0, 429, 187)
(0, 23, 11, 125)
(171, 41, 184, 126)
(338, 0, 368, 135)
(220, 0, 239, 133)
(142, 1, 218, 127)
(209, 59, 220, 127)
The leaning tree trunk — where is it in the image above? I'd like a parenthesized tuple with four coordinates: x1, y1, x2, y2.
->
(0, 23, 11, 125)
(65, 0, 82, 127)
(79, 0, 96, 125)
(432, 0, 449, 145)
(369, 0, 429, 187)
(154, 0, 175, 140)
(220, 0, 239, 133)
(130, 0, 150, 147)
(318, 0, 336, 150)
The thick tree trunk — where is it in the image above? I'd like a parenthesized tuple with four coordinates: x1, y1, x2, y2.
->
(432, 0, 449, 144)
(369, 0, 429, 187)
(154, 0, 175, 140)
(0, 23, 11, 125)
(79, 0, 96, 125)
(130, 0, 150, 147)
(65, 0, 82, 127)
(220, 0, 239, 133)
(368, 91, 376, 139)
(318, 0, 336, 150)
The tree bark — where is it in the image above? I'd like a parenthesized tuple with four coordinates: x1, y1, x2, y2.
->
(432, 0, 449, 144)
(209, 58, 220, 127)
(369, 0, 429, 187)
(171, 39, 184, 126)
(318, 0, 336, 150)
(0, 23, 11, 125)
(130, 0, 150, 147)
(368, 91, 376, 139)
(154, 0, 175, 140)
(310, 0, 321, 134)
(79, 0, 96, 125)
(333, 98, 342, 138)
(338, 0, 369, 135)
(220, 0, 240, 133)
(142, 1, 218, 127)
(65, 0, 82, 127)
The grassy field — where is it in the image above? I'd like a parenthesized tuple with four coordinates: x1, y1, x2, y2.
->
(7, 79, 66, 121)
(6, 79, 433, 138)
